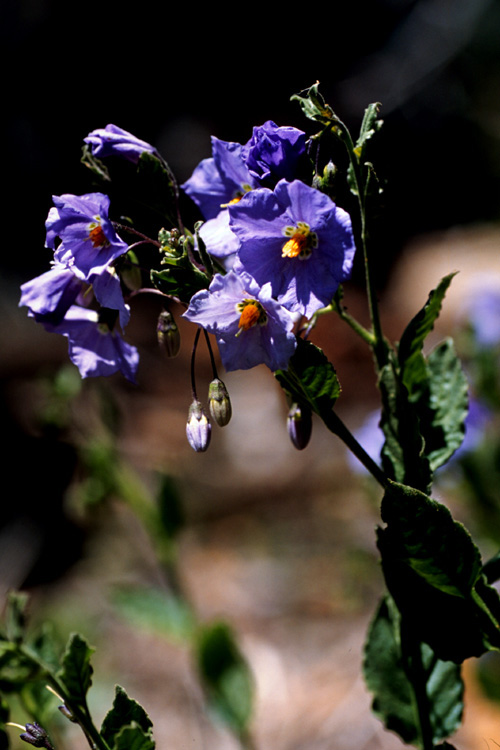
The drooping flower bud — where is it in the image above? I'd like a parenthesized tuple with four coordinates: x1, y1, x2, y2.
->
(157, 310, 181, 357)
(19, 723, 54, 750)
(186, 400, 211, 452)
(208, 378, 232, 427)
(287, 402, 312, 450)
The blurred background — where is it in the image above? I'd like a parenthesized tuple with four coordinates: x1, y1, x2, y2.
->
(3, 0, 500, 747)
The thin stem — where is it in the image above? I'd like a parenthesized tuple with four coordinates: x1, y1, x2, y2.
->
(322, 409, 388, 489)
(112, 222, 161, 248)
(399, 620, 436, 750)
(203, 329, 218, 380)
(190, 327, 202, 399)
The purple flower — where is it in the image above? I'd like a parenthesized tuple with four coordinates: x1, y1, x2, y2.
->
(463, 279, 500, 346)
(242, 121, 306, 183)
(229, 180, 356, 318)
(19, 263, 86, 325)
(182, 138, 259, 220)
(37, 305, 139, 382)
(84, 124, 157, 164)
(183, 270, 297, 372)
(46, 193, 129, 281)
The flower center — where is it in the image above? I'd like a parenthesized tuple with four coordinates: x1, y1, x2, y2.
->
(88, 218, 109, 248)
(221, 183, 253, 208)
(235, 298, 267, 336)
(282, 222, 317, 260)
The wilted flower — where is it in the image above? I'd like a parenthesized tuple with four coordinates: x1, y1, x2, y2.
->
(242, 120, 306, 183)
(183, 270, 297, 372)
(186, 399, 211, 452)
(18, 723, 54, 750)
(46, 192, 128, 281)
(36, 305, 139, 382)
(229, 179, 356, 318)
(84, 124, 157, 163)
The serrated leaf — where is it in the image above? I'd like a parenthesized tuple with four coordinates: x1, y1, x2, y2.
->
(398, 273, 457, 397)
(196, 622, 253, 734)
(356, 103, 383, 151)
(364, 596, 463, 745)
(113, 723, 155, 750)
(378, 481, 500, 661)
(112, 587, 196, 643)
(101, 686, 153, 747)
(275, 338, 341, 416)
(424, 339, 468, 471)
(57, 633, 94, 707)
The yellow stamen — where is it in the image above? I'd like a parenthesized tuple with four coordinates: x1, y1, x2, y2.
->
(89, 224, 107, 248)
(282, 233, 308, 258)
(238, 303, 261, 331)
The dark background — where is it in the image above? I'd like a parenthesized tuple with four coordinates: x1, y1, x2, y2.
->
(4, 0, 500, 285)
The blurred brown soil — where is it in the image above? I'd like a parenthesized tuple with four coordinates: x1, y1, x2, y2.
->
(3, 224, 500, 749)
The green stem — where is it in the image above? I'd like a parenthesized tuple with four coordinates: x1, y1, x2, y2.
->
(18, 646, 111, 750)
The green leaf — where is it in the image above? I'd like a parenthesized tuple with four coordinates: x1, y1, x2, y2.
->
(112, 587, 196, 643)
(356, 103, 383, 152)
(57, 633, 94, 707)
(81, 144, 111, 182)
(378, 481, 500, 661)
(423, 339, 468, 471)
(290, 82, 335, 125)
(5, 592, 29, 644)
(151, 260, 210, 303)
(112, 723, 155, 750)
(398, 273, 457, 397)
(196, 622, 253, 735)
(275, 338, 341, 416)
(364, 596, 463, 745)
(101, 686, 153, 748)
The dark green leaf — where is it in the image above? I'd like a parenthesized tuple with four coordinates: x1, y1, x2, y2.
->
(424, 339, 468, 471)
(5, 592, 29, 644)
(81, 145, 111, 182)
(378, 481, 500, 661)
(364, 596, 463, 745)
(112, 588, 196, 643)
(57, 633, 94, 707)
(398, 273, 457, 397)
(196, 622, 253, 734)
(101, 686, 153, 748)
(112, 723, 155, 750)
(275, 338, 341, 416)
(151, 261, 210, 303)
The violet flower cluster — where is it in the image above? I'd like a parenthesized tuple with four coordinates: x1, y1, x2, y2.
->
(21, 119, 357, 449)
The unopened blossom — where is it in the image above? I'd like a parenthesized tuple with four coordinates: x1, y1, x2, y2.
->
(183, 270, 296, 372)
(84, 124, 157, 163)
(229, 179, 356, 318)
(186, 400, 211, 452)
(46, 192, 128, 281)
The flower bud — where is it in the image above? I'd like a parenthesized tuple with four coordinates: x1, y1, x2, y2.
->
(186, 400, 211, 452)
(208, 378, 232, 427)
(287, 402, 312, 450)
(19, 723, 54, 750)
(157, 310, 181, 357)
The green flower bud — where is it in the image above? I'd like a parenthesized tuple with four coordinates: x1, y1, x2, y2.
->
(186, 400, 211, 452)
(208, 378, 232, 427)
(157, 310, 181, 357)
(287, 402, 312, 450)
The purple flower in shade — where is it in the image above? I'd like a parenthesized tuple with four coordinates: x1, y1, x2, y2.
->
(46, 193, 129, 281)
(229, 179, 356, 318)
(198, 211, 240, 265)
(242, 121, 306, 183)
(37, 305, 139, 382)
(462, 278, 500, 346)
(84, 124, 157, 164)
(91, 267, 131, 329)
(183, 270, 297, 372)
(182, 137, 259, 220)
(19, 263, 86, 325)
